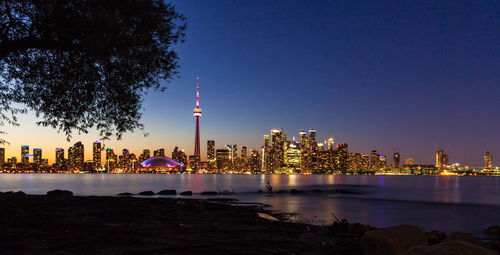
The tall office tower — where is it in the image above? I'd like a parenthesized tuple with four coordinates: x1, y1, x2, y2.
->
(123, 149, 130, 171)
(360, 154, 369, 171)
(143, 149, 150, 159)
(232, 144, 238, 162)
(284, 141, 301, 170)
(8, 157, 17, 165)
(299, 131, 308, 150)
(93, 141, 101, 169)
(260, 146, 266, 171)
(193, 77, 202, 167)
(207, 140, 215, 161)
(172, 146, 180, 162)
(308, 129, 317, 150)
(67, 146, 74, 169)
(435, 149, 444, 168)
(250, 149, 261, 173)
(370, 150, 379, 170)
(336, 143, 348, 171)
(327, 138, 334, 151)
(484, 152, 493, 169)
(405, 158, 415, 166)
(106, 148, 116, 172)
(0, 147, 4, 164)
(393, 152, 400, 169)
(188, 155, 200, 172)
(378, 155, 387, 170)
(318, 143, 325, 151)
(270, 129, 286, 171)
(73, 142, 84, 170)
(55, 148, 64, 164)
(21, 145, 29, 164)
(216, 149, 230, 171)
(263, 135, 270, 170)
(159, 148, 165, 157)
(33, 148, 42, 167)
(241, 146, 247, 160)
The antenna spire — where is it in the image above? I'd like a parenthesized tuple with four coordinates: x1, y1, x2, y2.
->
(196, 76, 200, 107)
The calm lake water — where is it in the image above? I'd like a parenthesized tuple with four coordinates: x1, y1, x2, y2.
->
(1, 174, 499, 234)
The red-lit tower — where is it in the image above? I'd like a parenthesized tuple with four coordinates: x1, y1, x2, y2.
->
(193, 77, 202, 159)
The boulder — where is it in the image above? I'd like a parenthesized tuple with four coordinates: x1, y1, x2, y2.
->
(46, 189, 73, 197)
(117, 192, 133, 196)
(425, 231, 446, 245)
(157, 189, 176, 195)
(290, 189, 304, 194)
(484, 225, 500, 238)
(14, 191, 26, 196)
(445, 232, 482, 246)
(200, 191, 217, 195)
(361, 225, 427, 255)
(405, 240, 497, 255)
(180, 191, 192, 196)
(138, 191, 155, 196)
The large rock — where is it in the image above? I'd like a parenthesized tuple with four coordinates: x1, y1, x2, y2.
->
(425, 231, 446, 245)
(361, 225, 427, 255)
(405, 240, 497, 255)
(484, 225, 500, 238)
(445, 232, 482, 246)
(138, 191, 155, 196)
(46, 189, 73, 197)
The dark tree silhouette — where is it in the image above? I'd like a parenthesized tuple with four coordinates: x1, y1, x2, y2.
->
(0, 0, 186, 141)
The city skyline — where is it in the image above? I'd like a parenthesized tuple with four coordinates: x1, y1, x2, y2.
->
(0, 1, 498, 166)
(1, 130, 496, 169)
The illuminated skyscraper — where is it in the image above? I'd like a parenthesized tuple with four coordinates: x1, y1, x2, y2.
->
(284, 141, 300, 171)
(106, 148, 116, 172)
(484, 152, 492, 169)
(93, 141, 101, 169)
(0, 147, 4, 164)
(436, 149, 444, 168)
(216, 149, 230, 171)
(299, 131, 307, 150)
(21, 145, 29, 164)
(250, 149, 261, 173)
(327, 138, 334, 151)
(123, 149, 130, 171)
(241, 146, 247, 160)
(360, 154, 369, 171)
(270, 129, 286, 171)
(370, 150, 378, 170)
(263, 135, 270, 170)
(33, 148, 42, 167)
(378, 155, 387, 170)
(193, 77, 202, 167)
(308, 129, 317, 150)
(73, 142, 84, 170)
(207, 140, 215, 161)
(143, 149, 150, 159)
(55, 148, 64, 164)
(393, 152, 400, 169)
(335, 143, 348, 171)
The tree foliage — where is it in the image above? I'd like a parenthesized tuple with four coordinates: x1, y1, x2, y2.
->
(0, 0, 186, 140)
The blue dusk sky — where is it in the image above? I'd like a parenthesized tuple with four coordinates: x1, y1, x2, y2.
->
(2, 0, 499, 166)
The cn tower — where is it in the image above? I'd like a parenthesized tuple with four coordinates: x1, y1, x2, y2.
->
(193, 77, 202, 160)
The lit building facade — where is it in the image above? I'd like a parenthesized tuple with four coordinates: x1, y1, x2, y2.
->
(93, 141, 101, 170)
(484, 152, 492, 169)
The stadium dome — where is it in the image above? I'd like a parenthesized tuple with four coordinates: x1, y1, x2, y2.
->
(139, 156, 182, 173)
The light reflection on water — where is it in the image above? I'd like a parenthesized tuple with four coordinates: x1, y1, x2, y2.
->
(0, 174, 499, 234)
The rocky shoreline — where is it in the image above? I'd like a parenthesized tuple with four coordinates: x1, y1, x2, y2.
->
(0, 190, 498, 254)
